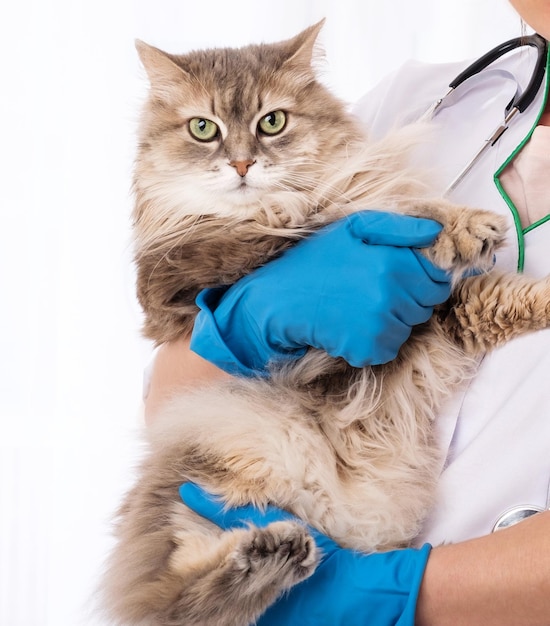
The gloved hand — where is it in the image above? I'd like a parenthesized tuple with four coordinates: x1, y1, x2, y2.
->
(190, 211, 450, 376)
(179, 482, 431, 626)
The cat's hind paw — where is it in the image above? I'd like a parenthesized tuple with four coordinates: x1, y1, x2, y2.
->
(235, 521, 318, 592)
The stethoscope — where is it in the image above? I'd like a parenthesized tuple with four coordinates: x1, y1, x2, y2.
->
(422, 33, 549, 531)
(422, 33, 548, 195)
(492, 477, 550, 532)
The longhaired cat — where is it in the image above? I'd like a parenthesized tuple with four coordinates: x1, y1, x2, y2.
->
(101, 21, 550, 626)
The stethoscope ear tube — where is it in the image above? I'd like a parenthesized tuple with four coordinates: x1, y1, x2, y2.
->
(449, 34, 547, 113)
(514, 34, 547, 113)
(429, 33, 548, 195)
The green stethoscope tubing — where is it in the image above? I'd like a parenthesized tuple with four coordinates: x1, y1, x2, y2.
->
(494, 42, 550, 272)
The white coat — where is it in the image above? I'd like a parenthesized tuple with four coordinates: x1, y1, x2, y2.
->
(354, 42, 550, 545)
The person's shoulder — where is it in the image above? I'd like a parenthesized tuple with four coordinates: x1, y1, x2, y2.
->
(353, 59, 470, 139)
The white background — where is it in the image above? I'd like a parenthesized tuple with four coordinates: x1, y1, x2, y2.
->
(0, 1, 522, 624)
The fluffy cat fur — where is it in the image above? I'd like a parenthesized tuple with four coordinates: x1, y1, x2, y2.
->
(101, 21, 550, 626)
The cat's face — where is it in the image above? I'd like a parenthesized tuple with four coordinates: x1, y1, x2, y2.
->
(134, 22, 360, 222)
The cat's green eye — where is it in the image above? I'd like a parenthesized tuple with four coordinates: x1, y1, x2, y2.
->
(189, 118, 219, 142)
(258, 110, 287, 136)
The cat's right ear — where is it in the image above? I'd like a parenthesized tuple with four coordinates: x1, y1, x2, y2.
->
(135, 40, 189, 100)
(280, 19, 326, 79)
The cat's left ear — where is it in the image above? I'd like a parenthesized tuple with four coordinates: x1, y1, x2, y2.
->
(280, 19, 326, 78)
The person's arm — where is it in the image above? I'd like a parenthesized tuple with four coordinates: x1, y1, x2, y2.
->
(416, 509, 550, 626)
(143, 336, 229, 426)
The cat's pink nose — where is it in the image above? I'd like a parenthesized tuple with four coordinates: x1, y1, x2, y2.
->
(229, 159, 256, 177)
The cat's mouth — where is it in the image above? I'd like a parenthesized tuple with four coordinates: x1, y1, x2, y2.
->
(229, 176, 273, 199)
(235, 179, 257, 194)
(226, 179, 268, 209)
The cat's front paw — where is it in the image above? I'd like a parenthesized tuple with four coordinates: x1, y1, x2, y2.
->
(428, 207, 508, 276)
(235, 521, 318, 588)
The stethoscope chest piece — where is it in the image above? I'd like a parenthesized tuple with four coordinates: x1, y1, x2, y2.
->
(492, 504, 545, 532)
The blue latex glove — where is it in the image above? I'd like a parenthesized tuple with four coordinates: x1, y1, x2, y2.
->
(179, 483, 431, 626)
(190, 211, 450, 376)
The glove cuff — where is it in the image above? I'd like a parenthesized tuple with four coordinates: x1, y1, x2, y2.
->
(190, 288, 262, 377)
(396, 543, 432, 626)
(335, 542, 432, 626)
(190, 288, 306, 377)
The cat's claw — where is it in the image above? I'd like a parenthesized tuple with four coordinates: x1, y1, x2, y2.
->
(428, 208, 508, 273)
